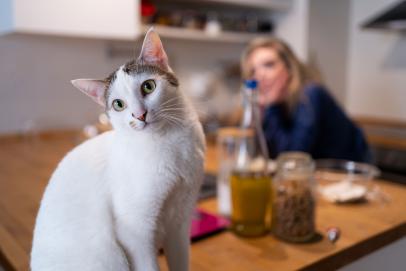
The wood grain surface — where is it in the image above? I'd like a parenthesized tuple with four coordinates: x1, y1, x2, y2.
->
(355, 116, 406, 150)
(0, 131, 405, 271)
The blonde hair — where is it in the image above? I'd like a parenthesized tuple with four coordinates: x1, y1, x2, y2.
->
(241, 37, 318, 112)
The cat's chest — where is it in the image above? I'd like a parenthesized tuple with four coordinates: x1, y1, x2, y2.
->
(108, 134, 188, 190)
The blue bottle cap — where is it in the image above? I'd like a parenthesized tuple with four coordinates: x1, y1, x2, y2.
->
(244, 80, 258, 89)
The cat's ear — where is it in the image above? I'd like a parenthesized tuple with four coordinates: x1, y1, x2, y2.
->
(138, 28, 171, 72)
(71, 79, 106, 107)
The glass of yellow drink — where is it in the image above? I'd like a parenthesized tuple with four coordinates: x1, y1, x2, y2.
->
(230, 170, 272, 237)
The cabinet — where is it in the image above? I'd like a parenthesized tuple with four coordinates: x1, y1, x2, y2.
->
(1, 0, 139, 39)
(0, 0, 291, 42)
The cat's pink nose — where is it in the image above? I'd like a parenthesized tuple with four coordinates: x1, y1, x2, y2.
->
(132, 111, 148, 122)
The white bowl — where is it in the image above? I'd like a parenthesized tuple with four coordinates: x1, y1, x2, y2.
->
(315, 159, 380, 203)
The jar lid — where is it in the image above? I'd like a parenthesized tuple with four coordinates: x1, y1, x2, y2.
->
(276, 151, 315, 173)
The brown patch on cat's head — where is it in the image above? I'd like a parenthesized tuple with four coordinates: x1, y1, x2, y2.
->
(123, 59, 179, 87)
(101, 60, 179, 110)
(103, 70, 118, 108)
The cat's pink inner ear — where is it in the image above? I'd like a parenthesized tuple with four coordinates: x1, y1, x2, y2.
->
(139, 29, 169, 70)
(71, 79, 106, 107)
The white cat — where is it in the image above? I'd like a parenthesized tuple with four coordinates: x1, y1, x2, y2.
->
(30, 29, 206, 271)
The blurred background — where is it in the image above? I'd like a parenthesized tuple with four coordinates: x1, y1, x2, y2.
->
(1, 1, 406, 270)
(1, 0, 405, 182)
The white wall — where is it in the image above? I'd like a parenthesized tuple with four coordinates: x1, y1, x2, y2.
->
(308, 0, 350, 105)
(0, 0, 13, 33)
(346, 0, 406, 121)
(0, 34, 114, 134)
(274, 0, 309, 61)
(0, 33, 245, 134)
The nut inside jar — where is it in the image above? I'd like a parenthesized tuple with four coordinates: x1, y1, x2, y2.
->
(272, 179, 315, 242)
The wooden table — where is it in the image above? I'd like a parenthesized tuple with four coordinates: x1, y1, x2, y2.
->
(0, 131, 405, 271)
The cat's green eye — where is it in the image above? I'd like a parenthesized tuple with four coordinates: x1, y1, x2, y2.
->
(141, 79, 156, 95)
(112, 99, 126, 112)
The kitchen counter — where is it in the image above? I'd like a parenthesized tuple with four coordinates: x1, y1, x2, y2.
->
(355, 116, 406, 184)
(355, 116, 406, 151)
(0, 131, 405, 271)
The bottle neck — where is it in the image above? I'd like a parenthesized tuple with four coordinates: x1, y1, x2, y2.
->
(237, 86, 270, 173)
(241, 87, 258, 128)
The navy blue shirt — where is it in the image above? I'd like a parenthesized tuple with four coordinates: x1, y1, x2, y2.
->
(262, 84, 371, 162)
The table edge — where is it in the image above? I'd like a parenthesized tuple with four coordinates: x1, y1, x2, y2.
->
(299, 221, 406, 270)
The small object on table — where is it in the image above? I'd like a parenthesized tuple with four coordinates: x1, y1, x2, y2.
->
(190, 209, 230, 242)
(319, 181, 367, 203)
(326, 227, 341, 243)
(315, 159, 380, 204)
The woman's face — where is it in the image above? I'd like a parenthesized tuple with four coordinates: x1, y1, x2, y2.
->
(246, 47, 290, 106)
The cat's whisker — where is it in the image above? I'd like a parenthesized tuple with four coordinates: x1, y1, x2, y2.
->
(157, 116, 180, 129)
(156, 112, 183, 121)
(156, 111, 184, 122)
(160, 96, 183, 107)
(167, 118, 184, 129)
(163, 117, 180, 128)
(157, 112, 183, 123)
(161, 103, 208, 120)
(157, 108, 184, 115)
(160, 96, 180, 104)
(158, 104, 184, 109)
(158, 103, 185, 111)
(159, 103, 181, 112)
(160, 101, 185, 110)
(159, 103, 184, 111)
(159, 101, 180, 109)
(157, 114, 184, 129)
(160, 103, 184, 109)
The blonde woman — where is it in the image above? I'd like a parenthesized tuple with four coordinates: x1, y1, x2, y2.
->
(241, 37, 370, 162)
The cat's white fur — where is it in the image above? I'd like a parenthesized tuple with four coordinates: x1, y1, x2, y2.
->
(31, 29, 206, 271)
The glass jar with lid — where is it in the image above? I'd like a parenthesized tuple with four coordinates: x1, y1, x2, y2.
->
(272, 152, 316, 242)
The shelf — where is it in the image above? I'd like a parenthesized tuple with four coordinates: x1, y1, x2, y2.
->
(142, 25, 270, 43)
(0, 0, 284, 42)
(201, 0, 292, 11)
(153, 0, 292, 11)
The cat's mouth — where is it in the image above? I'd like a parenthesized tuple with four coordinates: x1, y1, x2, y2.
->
(129, 120, 148, 130)
(129, 111, 149, 130)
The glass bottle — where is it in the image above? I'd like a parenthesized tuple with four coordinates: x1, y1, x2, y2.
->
(230, 80, 272, 237)
(216, 127, 241, 217)
(272, 152, 316, 242)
